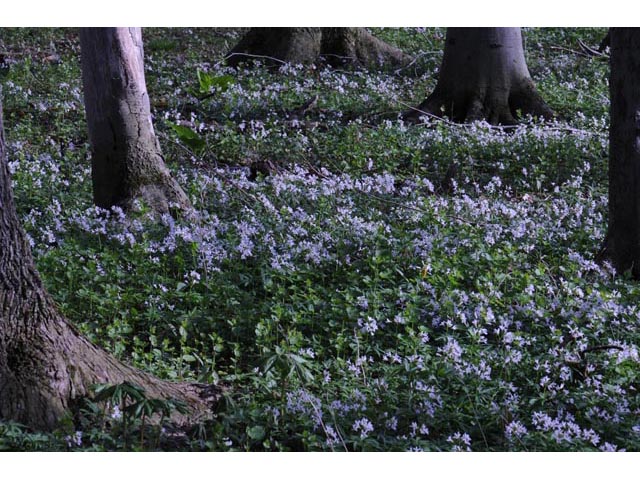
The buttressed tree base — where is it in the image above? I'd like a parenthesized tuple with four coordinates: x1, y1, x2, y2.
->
(408, 28, 554, 124)
(227, 27, 411, 69)
(0, 100, 216, 431)
(80, 28, 191, 215)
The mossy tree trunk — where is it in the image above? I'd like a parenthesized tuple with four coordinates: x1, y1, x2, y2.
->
(408, 28, 553, 124)
(0, 100, 212, 430)
(597, 28, 640, 277)
(80, 28, 191, 214)
(227, 27, 410, 69)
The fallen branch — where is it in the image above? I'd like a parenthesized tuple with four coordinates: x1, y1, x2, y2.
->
(223, 52, 288, 66)
(582, 344, 624, 354)
(578, 38, 608, 58)
(393, 50, 441, 74)
(549, 45, 592, 58)
(397, 101, 606, 138)
(549, 40, 608, 59)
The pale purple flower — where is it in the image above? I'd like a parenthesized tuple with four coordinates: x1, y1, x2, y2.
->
(353, 417, 374, 439)
(505, 420, 528, 441)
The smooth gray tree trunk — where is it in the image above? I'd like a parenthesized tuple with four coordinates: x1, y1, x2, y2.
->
(0, 98, 212, 430)
(227, 27, 410, 69)
(80, 28, 191, 214)
(597, 28, 640, 277)
(408, 28, 553, 124)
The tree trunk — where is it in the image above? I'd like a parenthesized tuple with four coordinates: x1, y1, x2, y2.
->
(80, 28, 191, 214)
(0, 101, 214, 430)
(407, 28, 553, 124)
(227, 28, 323, 67)
(597, 28, 640, 277)
(226, 27, 410, 69)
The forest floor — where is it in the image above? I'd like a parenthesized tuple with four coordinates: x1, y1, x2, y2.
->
(1, 27, 638, 451)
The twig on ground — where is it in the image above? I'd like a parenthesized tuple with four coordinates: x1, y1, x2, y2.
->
(393, 50, 441, 74)
(396, 101, 606, 138)
(223, 52, 288, 66)
(582, 345, 624, 354)
(578, 39, 609, 58)
(549, 45, 592, 58)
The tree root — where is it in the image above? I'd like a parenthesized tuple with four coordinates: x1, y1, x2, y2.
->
(404, 80, 554, 126)
(227, 27, 411, 70)
(1, 305, 221, 430)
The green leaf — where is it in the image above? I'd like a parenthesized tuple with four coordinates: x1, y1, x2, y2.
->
(197, 70, 234, 94)
(168, 122, 206, 152)
(247, 425, 266, 441)
(121, 382, 146, 402)
(179, 325, 188, 339)
(262, 353, 278, 374)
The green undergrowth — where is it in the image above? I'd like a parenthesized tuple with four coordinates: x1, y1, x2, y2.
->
(2, 27, 639, 452)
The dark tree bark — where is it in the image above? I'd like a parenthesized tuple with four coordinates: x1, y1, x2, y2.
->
(80, 28, 191, 214)
(597, 28, 640, 277)
(0, 100, 214, 430)
(226, 27, 410, 69)
(598, 30, 611, 53)
(407, 28, 553, 124)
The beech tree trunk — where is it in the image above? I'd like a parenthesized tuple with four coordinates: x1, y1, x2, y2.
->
(227, 27, 410, 69)
(597, 28, 640, 277)
(408, 28, 553, 124)
(80, 28, 191, 214)
(0, 101, 213, 430)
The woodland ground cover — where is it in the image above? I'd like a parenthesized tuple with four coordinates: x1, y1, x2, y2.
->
(0, 27, 638, 451)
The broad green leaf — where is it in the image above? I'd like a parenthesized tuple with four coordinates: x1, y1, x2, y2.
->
(197, 70, 234, 94)
(247, 425, 266, 441)
(168, 122, 206, 152)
